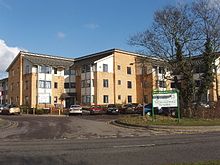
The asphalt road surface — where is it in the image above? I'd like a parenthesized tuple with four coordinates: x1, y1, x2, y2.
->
(0, 115, 220, 165)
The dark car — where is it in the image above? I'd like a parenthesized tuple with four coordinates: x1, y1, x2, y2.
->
(119, 103, 142, 114)
(158, 107, 176, 117)
(107, 104, 119, 114)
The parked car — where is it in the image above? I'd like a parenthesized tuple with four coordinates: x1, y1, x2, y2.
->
(69, 105, 82, 115)
(107, 104, 119, 114)
(0, 104, 4, 113)
(119, 103, 143, 114)
(142, 103, 159, 116)
(89, 105, 106, 115)
(158, 107, 176, 117)
(1, 104, 20, 115)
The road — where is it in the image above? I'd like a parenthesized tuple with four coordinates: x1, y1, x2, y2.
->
(0, 115, 220, 165)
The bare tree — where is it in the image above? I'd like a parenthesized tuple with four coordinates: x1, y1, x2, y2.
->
(129, 4, 197, 115)
(192, 0, 220, 102)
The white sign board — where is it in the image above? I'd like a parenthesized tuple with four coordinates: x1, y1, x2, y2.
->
(153, 92, 178, 107)
(38, 93, 50, 104)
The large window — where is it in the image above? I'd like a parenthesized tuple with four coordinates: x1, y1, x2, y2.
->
(103, 79, 109, 88)
(39, 80, 51, 88)
(103, 95, 109, 103)
(81, 80, 90, 88)
(127, 81, 132, 88)
(39, 66, 51, 74)
(103, 64, 108, 72)
(82, 95, 91, 103)
(64, 69, 75, 75)
(82, 65, 90, 73)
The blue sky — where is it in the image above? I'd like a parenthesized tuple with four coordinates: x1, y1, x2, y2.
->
(0, 0, 192, 78)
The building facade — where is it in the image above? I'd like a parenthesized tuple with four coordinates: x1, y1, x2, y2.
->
(4, 49, 220, 109)
(6, 51, 75, 108)
(0, 78, 8, 104)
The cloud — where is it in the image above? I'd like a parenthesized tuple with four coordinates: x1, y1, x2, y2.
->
(84, 23, 100, 30)
(57, 32, 66, 39)
(0, 39, 22, 79)
(207, 0, 220, 9)
(0, 0, 12, 10)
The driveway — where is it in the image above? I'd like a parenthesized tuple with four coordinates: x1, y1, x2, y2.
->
(0, 115, 165, 140)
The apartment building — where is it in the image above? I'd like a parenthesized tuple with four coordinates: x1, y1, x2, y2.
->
(70, 49, 169, 106)
(0, 78, 8, 104)
(5, 48, 219, 109)
(6, 51, 75, 108)
(5, 49, 168, 108)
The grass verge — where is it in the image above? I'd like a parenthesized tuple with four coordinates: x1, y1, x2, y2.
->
(170, 160, 220, 165)
(117, 115, 220, 126)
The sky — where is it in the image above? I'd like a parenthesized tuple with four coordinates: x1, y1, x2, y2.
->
(0, 0, 195, 79)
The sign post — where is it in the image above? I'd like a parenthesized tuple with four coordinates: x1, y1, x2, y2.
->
(152, 90, 180, 122)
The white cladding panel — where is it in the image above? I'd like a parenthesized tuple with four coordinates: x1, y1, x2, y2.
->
(96, 55, 113, 73)
(38, 73, 52, 81)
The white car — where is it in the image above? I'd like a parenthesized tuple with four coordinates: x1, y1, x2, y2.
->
(69, 105, 82, 115)
(2, 104, 20, 115)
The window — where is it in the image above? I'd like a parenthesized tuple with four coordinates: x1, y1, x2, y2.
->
(103, 64, 108, 72)
(81, 80, 85, 88)
(159, 67, 165, 74)
(70, 82, 76, 88)
(54, 82, 58, 89)
(103, 79, 109, 87)
(127, 67, 131, 74)
(82, 95, 91, 103)
(45, 81, 51, 88)
(117, 65, 121, 70)
(65, 69, 75, 75)
(39, 66, 51, 74)
(127, 81, 132, 88)
(39, 80, 51, 88)
(25, 65, 30, 74)
(118, 95, 121, 100)
(64, 83, 69, 89)
(159, 81, 166, 88)
(128, 95, 132, 103)
(118, 80, 121, 85)
(82, 65, 90, 73)
(54, 68, 57, 74)
(103, 95, 109, 103)
(86, 80, 91, 87)
(64, 69, 70, 75)
(70, 69, 76, 75)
